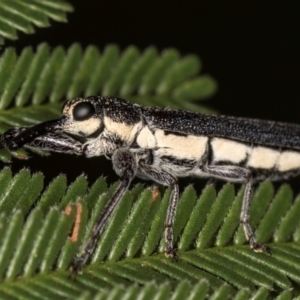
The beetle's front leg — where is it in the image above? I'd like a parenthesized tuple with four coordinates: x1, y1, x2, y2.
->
(71, 148, 137, 274)
(27, 133, 83, 155)
(138, 162, 179, 258)
(0, 126, 83, 156)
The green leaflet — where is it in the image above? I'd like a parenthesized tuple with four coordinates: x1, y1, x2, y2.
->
(0, 43, 217, 113)
(0, 0, 73, 44)
(0, 171, 300, 298)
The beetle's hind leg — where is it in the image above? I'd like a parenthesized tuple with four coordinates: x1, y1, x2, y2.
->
(203, 164, 271, 254)
(240, 178, 271, 254)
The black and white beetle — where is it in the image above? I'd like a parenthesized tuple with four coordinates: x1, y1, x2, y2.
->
(1, 95, 300, 273)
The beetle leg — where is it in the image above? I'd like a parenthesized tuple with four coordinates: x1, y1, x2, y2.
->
(0, 127, 83, 155)
(71, 148, 137, 274)
(138, 162, 179, 258)
(26, 133, 83, 155)
(203, 164, 271, 254)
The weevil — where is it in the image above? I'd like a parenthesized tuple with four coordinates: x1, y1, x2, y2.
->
(1, 96, 300, 273)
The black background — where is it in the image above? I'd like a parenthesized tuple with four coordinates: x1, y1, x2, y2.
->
(5, 2, 300, 187)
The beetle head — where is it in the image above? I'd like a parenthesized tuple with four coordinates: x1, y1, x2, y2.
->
(61, 97, 104, 137)
(1, 96, 141, 151)
(1, 97, 105, 150)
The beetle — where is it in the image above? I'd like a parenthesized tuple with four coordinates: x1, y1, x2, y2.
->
(1, 95, 300, 273)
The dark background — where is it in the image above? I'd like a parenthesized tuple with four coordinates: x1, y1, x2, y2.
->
(5, 2, 300, 187)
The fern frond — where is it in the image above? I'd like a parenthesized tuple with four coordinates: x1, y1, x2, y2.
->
(75, 281, 292, 300)
(0, 43, 217, 112)
(0, 169, 300, 298)
(0, 0, 73, 44)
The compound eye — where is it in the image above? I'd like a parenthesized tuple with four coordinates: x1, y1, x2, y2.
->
(73, 102, 95, 121)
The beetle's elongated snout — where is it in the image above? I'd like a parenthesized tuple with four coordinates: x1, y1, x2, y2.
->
(0, 118, 64, 151)
(0, 127, 25, 149)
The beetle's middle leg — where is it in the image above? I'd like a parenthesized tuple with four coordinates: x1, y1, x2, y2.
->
(203, 164, 271, 254)
(138, 162, 179, 258)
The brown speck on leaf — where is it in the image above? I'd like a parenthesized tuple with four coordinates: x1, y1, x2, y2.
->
(69, 203, 83, 243)
(151, 186, 160, 201)
(64, 204, 72, 216)
(141, 262, 149, 268)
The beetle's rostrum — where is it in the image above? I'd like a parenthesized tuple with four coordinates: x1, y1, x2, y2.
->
(2, 95, 300, 273)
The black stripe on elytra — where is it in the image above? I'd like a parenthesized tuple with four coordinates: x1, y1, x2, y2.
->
(164, 130, 188, 137)
(207, 137, 214, 165)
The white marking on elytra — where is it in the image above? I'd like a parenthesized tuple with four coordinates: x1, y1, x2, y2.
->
(154, 129, 208, 160)
(104, 117, 143, 145)
(211, 138, 248, 164)
(136, 126, 156, 148)
(277, 151, 300, 172)
(248, 147, 280, 169)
